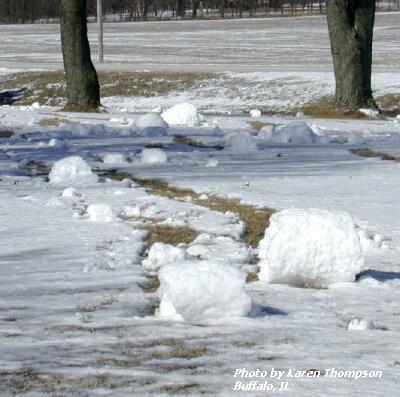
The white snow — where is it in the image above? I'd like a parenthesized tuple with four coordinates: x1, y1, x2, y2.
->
(359, 108, 380, 119)
(102, 152, 128, 165)
(157, 261, 251, 321)
(61, 187, 82, 198)
(348, 318, 376, 331)
(250, 109, 261, 118)
(86, 203, 116, 222)
(224, 132, 258, 152)
(258, 209, 364, 287)
(48, 156, 99, 186)
(161, 102, 200, 126)
(140, 148, 168, 164)
(142, 242, 189, 272)
(205, 158, 219, 167)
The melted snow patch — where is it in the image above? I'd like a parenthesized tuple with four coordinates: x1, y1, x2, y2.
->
(258, 209, 364, 287)
(157, 261, 251, 321)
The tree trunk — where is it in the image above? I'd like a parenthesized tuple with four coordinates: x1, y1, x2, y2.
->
(177, 0, 185, 17)
(60, 0, 100, 111)
(326, 0, 376, 109)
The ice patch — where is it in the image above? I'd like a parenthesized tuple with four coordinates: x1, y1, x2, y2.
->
(161, 103, 200, 127)
(157, 261, 251, 321)
(142, 242, 189, 272)
(87, 203, 116, 222)
(258, 209, 364, 287)
(49, 156, 98, 186)
(141, 148, 168, 164)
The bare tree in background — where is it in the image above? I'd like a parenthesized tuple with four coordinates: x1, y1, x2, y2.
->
(326, 0, 377, 109)
(60, 0, 100, 111)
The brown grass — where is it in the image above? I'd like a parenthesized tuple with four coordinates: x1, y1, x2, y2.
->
(351, 148, 400, 162)
(141, 223, 198, 246)
(159, 383, 201, 395)
(0, 129, 14, 138)
(375, 93, 400, 117)
(249, 121, 280, 132)
(0, 369, 122, 394)
(36, 117, 73, 127)
(101, 170, 275, 247)
(18, 160, 50, 176)
(302, 97, 370, 119)
(0, 70, 214, 107)
(174, 134, 207, 148)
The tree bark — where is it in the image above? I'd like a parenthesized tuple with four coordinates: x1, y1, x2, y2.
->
(60, 0, 100, 111)
(326, 0, 376, 109)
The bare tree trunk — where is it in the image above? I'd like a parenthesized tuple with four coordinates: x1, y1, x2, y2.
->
(60, 0, 100, 111)
(326, 0, 376, 109)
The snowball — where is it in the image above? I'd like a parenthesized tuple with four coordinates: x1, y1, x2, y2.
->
(141, 148, 168, 164)
(205, 159, 219, 167)
(86, 203, 115, 222)
(295, 111, 305, 118)
(61, 187, 82, 198)
(250, 109, 261, 118)
(142, 242, 189, 272)
(102, 152, 128, 165)
(157, 261, 251, 321)
(48, 138, 62, 147)
(49, 156, 98, 186)
(359, 108, 379, 119)
(258, 209, 364, 287)
(120, 205, 142, 218)
(161, 103, 200, 127)
(224, 132, 258, 152)
(269, 121, 318, 144)
(135, 113, 169, 137)
(348, 318, 376, 331)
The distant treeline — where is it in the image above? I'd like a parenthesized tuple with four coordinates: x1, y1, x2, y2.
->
(0, 0, 399, 23)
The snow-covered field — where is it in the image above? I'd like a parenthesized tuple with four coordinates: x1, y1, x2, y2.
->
(1, 13, 400, 397)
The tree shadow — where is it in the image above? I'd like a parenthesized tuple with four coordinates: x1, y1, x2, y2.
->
(356, 269, 400, 283)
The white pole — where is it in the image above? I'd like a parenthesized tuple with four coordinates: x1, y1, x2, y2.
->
(97, 0, 104, 63)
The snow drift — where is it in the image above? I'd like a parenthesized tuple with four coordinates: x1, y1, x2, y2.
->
(157, 261, 251, 321)
(258, 208, 364, 287)
(49, 156, 98, 186)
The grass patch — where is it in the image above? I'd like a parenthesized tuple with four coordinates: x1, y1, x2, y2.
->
(375, 93, 400, 117)
(159, 383, 201, 394)
(174, 134, 207, 148)
(351, 148, 400, 162)
(302, 97, 370, 119)
(151, 346, 209, 360)
(0, 369, 123, 394)
(0, 129, 14, 138)
(141, 223, 198, 246)
(0, 71, 215, 107)
(249, 121, 280, 132)
(18, 160, 50, 176)
(36, 117, 73, 127)
(101, 169, 274, 247)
